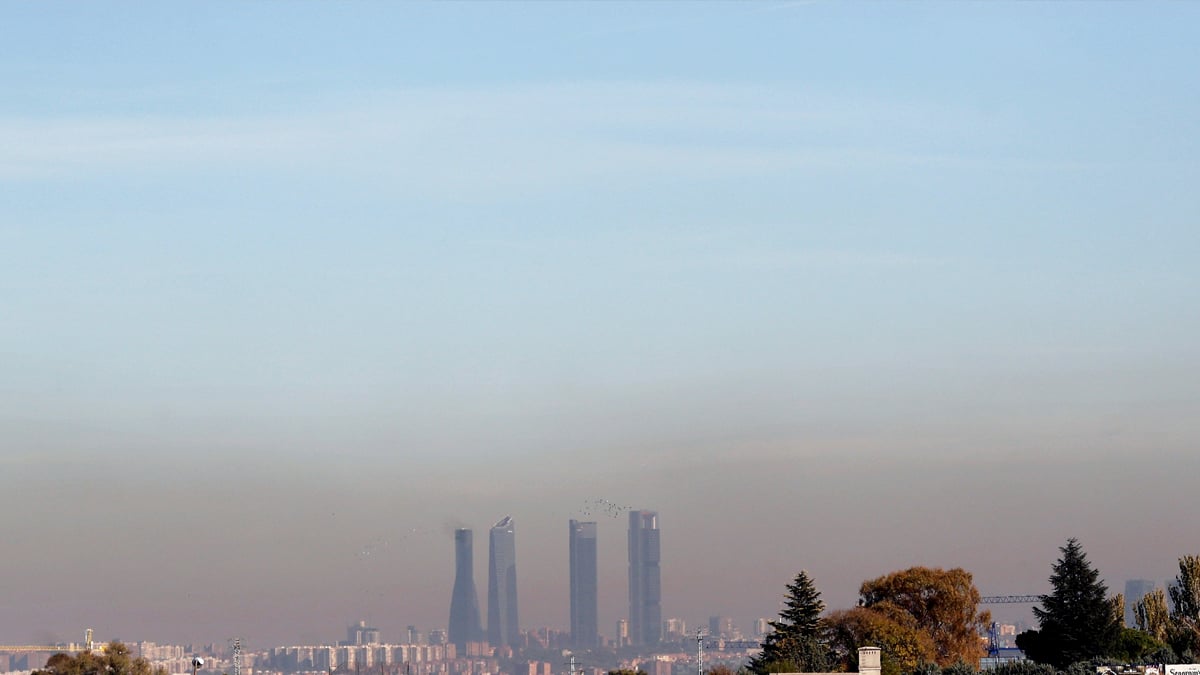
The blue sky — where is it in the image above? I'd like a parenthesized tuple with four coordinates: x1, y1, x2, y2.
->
(2, 1, 1199, 647)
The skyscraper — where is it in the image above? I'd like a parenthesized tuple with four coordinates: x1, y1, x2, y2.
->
(628, 510, 661, 645)
(448, 528, 483, 650)
(709, 616, 737, 639)
(348, 620, 381, 645)
(487, 515, 520, 648)
(569, 519, 599, 648)
(1124, 578, 1157, 627)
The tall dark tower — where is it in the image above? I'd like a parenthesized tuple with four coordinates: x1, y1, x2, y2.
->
(449, 528, 483, 651)
(569, 519, 599, 648)
(628, 510, 661, 645)
(487, 516, 520, 648)
(1124, 579, 1157, 627)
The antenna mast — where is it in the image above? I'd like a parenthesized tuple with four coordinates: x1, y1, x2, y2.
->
(232, 638, 243, 675)
(696, 629, 704, 675)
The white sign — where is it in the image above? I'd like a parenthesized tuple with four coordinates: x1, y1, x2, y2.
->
(1164, 665, 1200, 675)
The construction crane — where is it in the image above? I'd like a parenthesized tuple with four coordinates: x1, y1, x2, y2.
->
(980, 595, 1040, 604)
(0, 629, 97, 653)
(979, 595, 1039, 657)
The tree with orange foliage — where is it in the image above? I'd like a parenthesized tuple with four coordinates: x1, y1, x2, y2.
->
(824, 606, 935, 675)
(858, 566, 991, 667)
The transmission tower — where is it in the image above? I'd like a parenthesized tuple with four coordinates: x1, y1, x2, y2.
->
(232, 638, 243, 675)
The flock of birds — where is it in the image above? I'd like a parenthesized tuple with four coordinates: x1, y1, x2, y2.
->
(574, 497, 635, 519)
(355, 527, 435, 561)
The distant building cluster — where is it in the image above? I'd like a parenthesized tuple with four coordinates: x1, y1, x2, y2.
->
(0, 507, 777, 675)
(5, 566, 1192, 675)
(450, 510, 664, 651)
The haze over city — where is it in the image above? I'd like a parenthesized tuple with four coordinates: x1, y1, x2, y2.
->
(2, 0, 1199, 652)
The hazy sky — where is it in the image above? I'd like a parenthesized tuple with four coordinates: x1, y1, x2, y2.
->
(3, 1, 1199, 650)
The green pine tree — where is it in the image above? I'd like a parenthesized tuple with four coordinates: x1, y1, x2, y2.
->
(1020, 538, 1121, 668)
(750, 570, 830, 674)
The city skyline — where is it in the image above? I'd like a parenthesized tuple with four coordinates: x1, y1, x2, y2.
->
(3, 0, 1200, 650)
(0, 509, 1181, 648)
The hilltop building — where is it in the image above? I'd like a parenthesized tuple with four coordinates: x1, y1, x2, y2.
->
(779, 647, 882, 675)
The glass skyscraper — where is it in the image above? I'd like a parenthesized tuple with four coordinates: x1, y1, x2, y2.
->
(569, 519, 599, 648)
(628, 510, 661, 645)
(487, 516, 520, 648)
(448, 528, 483, 650)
